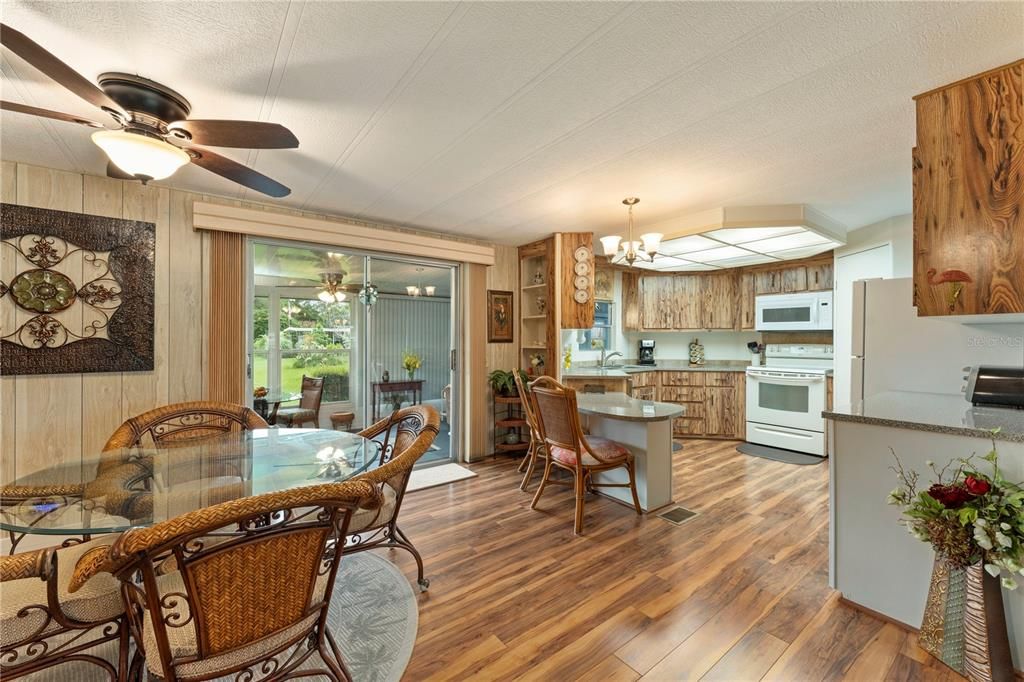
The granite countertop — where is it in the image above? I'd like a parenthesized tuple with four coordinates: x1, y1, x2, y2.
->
(575, 391, 685, 422)
(563, 359, 753, 378)
(823, 390, 1024, 443)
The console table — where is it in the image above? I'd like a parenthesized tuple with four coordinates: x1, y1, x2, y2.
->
(371, 379, 424, 421)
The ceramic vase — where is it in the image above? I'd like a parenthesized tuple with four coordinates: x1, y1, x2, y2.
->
(919, 557, 1013, 682)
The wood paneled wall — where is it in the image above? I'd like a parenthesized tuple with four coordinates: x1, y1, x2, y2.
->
(0, 162, 517, 476)
(0, 162, 204, 481)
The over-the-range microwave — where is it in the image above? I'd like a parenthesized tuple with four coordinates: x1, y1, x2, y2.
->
(755, 291, 833, 331)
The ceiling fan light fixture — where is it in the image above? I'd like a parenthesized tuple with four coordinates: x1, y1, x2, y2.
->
(92, 129, 189, 181)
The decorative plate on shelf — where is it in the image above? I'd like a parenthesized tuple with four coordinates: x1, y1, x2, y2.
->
(573, 261, 590, 276)
(573, 288, 590, 304)
(574, 245, 591, 262)
(574, 274, 589, 289)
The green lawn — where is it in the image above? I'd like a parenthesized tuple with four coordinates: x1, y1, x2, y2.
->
(252, 355, 349, 401)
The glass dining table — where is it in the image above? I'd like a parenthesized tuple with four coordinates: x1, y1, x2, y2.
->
(0, 428, 377, 553)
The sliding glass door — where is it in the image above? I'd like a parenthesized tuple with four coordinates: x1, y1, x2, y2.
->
(364, 256, 458, 466)
(247, 239, 459, 465)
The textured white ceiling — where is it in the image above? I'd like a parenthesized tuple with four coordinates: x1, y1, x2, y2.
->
(1, 1, 1021, 246)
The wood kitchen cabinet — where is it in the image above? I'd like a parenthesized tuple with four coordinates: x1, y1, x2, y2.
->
(912, 59, 1024, 317)
(702, 273, 736, 329)
(626, 253, 834, 331)
(621, 271, 640, 331)
(640, 276, 676, 329)
(806, 263, 833, 291)
(739, 272, 756, 330)
(675, 276, 703, 329)
(703, 372, 744, 438)
(780, 266, 807, 293)
(657, 370, 745, 440)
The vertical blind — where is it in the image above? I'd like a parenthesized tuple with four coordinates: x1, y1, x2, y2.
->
(370, 295, 451, 400)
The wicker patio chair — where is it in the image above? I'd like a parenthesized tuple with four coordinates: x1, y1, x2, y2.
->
(529, 376, 641, 535)
(69, 480, 380, 682)
(276, 375, 325, 428)
(513, 370, 548, 492)
(348, 405, 440, 591)
(0, 536, 129, 680)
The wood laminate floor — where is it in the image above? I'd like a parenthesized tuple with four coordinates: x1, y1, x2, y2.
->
(386, 439, 965, 681)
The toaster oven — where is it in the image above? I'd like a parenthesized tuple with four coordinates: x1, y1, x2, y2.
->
(964, 365, 1024, 409)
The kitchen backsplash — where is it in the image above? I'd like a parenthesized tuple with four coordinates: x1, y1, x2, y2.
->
(622, 331, 761, 361)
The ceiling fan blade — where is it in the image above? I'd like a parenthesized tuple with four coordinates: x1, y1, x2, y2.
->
(0, 23, 128, 119)
(1, 100, 106, 127)
(105, 161, 135, 181)
(187, 147, 291, 198)
(167, 120, 298, 149)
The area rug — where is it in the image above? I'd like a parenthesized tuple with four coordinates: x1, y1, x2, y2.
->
(407, 462, 477, 492)
(24, 552, 418, 682)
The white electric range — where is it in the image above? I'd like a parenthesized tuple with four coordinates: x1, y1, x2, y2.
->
(745, 344, 834, 456)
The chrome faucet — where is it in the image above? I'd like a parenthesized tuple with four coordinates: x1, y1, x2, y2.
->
(601, 350, 624, 368)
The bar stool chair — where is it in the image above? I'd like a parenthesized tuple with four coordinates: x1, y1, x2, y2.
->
(529, 376, 641, 535)
(513, 370, 546, 491)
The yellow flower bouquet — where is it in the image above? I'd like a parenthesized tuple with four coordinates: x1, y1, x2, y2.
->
(402, 351, 422, 380)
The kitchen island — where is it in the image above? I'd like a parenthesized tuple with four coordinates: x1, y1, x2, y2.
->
(575, 392, 684, 512)
(824, 391, 1024, 669)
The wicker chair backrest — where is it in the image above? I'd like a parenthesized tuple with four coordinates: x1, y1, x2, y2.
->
(354, 406, 440, 521)
(69, 480, 377, 679)
(103, 401, 268, 456)
(529, 376, 583, 454)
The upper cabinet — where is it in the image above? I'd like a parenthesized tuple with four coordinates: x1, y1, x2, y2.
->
(629, 254, 832, 332)
(702, 273, 736, 330)
(913, 59, 1024, 317)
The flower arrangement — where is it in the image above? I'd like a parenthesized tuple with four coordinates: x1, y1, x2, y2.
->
(889, 443, 1024, 589)
(253, 386, 268, 398)
(401, 351, 422, 379)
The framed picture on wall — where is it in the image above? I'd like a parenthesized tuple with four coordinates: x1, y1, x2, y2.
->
(487, 289, 514, 343)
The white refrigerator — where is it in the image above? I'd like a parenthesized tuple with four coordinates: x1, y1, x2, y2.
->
(850, 277, 1024, 400)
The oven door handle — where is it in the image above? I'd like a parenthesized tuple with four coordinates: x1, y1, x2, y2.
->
(746, 372, 825, 385)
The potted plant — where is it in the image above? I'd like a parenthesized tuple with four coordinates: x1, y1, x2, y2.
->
(888, 443, 1022, 681)
(487, 369, 528, 397)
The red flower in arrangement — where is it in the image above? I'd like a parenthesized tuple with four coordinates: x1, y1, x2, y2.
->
(964, 475, 991, 496)
(926, 483, 974, 509)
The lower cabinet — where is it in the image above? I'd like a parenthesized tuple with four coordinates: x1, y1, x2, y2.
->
(658, 370, 745, 440)
(563, 376, 629, 394)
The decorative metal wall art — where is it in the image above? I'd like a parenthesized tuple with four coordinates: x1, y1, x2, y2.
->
(0, 203, 155, 375)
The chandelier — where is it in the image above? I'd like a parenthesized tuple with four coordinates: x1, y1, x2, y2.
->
(600, 198, 662, 267)
(317, 272, 347, 303)
(406, 267, 436, 297)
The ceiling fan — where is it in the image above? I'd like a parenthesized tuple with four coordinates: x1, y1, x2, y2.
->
(0, 23, 297, 197)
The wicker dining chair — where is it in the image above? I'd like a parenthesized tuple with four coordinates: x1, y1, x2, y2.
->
(276, 375, 325, 428)
(529, 376, 641, 535)
(69, 480, 380, 682)
(348, 405, 440, 591)
(1, 536, 129, 680)
(103, 401, 268, 453)
(513, 370, 547, 492)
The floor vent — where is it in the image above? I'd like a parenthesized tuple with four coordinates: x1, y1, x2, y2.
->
(658, 506, 698, 525)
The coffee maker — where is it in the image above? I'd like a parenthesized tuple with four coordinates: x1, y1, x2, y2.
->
(638, 339, 656, 365)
